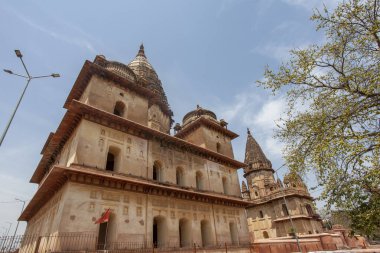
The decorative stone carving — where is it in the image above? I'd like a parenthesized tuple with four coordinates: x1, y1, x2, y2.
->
(102, 192, 120, 202)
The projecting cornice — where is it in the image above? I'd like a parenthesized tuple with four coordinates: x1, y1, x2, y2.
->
(21, 165, 249, 221)
(31, 100, 247, 184)
(175, 117, 239, 140)
(246, 188, 314, 208)
(64, 58, 173, 117)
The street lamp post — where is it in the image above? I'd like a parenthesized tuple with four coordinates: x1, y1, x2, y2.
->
(8, 198, 26, 251)
(4, 222, 12, 237)
(1, 227, 6, 237)
(275, 164, 302, 253)
(12, 198, 26, 238)
(0, 49, 60, 146)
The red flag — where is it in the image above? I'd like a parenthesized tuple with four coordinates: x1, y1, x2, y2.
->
(95, 208, 111, 224)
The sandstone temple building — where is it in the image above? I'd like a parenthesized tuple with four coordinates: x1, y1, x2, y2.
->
(242, 130, 322, 239)
(17, 45, 327, 252)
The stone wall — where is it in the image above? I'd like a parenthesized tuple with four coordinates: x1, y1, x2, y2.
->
(41, 182, 249, 247)
(68, 120, 241, 197)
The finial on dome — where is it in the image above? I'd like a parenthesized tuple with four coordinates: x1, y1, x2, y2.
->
(137, 43, 146, 57)
(247, 128, 251, 135)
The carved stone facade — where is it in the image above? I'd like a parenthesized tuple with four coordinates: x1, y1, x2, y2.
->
(20, 45, 250, 250)
(243, 129, 323, 240)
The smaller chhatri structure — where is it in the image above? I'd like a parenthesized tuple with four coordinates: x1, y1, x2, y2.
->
(243, 129, 323, 239)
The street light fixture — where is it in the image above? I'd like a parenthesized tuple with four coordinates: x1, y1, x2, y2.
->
(14, 50, 22, 58)
(0, 49, 60, 146)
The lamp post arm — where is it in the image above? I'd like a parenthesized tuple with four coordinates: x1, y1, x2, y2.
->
(0, 79, 31, 146)
(18, 57, 31, 78)
(31, 75, 55, 79)
(9, 73, 28, 79)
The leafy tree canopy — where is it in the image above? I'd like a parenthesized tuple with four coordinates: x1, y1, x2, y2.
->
(259, 0, 380, 236)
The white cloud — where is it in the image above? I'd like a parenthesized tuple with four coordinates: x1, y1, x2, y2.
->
(265, 137, 284, 157)
(251, 44, 293, 63)
(281, 0, 341, 10)
(5, 6, 97, 54)
(252, 97, 286, 128)
(251, 42, 312, 63)
(216, 84, 287, 161)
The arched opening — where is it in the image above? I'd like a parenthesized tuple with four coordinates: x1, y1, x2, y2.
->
(200, 220, 213, 247)
(106, 153, 115, 171)
(113, 101, 125, 117)
(176, 167, 184, 186)
(106, 147, 120, 172)
(153, 216, 166, 248)
(259, 210, 264, 218)
(229, 222, 239, 245)
(306, 204, 313, 216)
(97, 211, 114, 250)
(153, 161, 162, 182)
(282, 204, 289, 216)
(216, 142, 221, 153)
(263, 231, 269, 239)
(179, 218, 191, 248)
(97, 222, 108, 249)
(196, 171, 203, 190)
(222, 177, 228, 194)
(255, 191, 259, 197)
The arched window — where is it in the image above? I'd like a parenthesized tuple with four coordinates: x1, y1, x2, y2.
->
(282, 204, 289, 216)
(113, 101, 125, 117)
(263, 231, 269, 238)
(255, 191, 259, 197)
(153, 216, 166, 248)
(216, 142, 221, 153)
(97, 210, 115, 249)
(179, 218, 191, 247)
(105, 147, 120, 172)
(176, 167, 184, 186)
(222, 177, 228, 194)
(306, 204, 313, 216)
(200, 220, 213, 247)
(259, 210, 264, 218)
(106, 153, 115, 171)
(229, 222, 238, 245)
(196, 171, 203, 190)
(153, 161, 162, 182)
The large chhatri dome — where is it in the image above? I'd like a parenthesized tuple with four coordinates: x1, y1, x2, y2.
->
(101, 44, 171, 114)
(127, 44, 170, 108)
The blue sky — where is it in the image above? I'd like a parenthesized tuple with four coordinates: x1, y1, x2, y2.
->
(0, 0, 340, 235)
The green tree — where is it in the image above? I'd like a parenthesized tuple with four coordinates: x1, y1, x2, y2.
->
(259, 0, 380, 236)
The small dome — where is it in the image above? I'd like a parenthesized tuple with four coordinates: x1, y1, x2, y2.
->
(182, 105, 217, 126)
(105, 61, 137, 83)
(127, 44, 170, 107)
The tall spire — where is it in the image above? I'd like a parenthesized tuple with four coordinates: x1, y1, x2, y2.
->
(127, 44, 172, 115)
(137, 43, 146, 57)
(244, 128, 273, 172)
